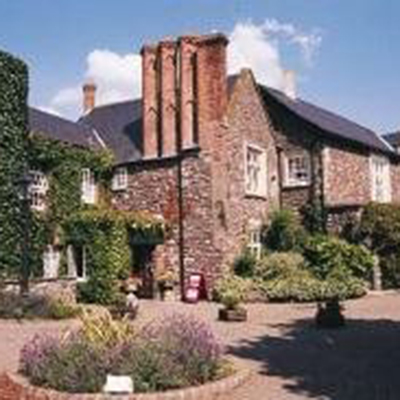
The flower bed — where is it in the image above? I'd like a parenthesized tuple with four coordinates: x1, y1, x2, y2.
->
(19, 312, 235, 395)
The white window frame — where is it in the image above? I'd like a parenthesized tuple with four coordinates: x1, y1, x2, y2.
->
(29, 170, 48, 211)
(247, 221, 263, 260)
(67, 245, 87, 282)
(112, 167, 128, 191)
(42, 245, 60, 279)
(284, 151, 311, 187)
(81, 168, 96, 204)
(245, 143, 267, 197)
(370, 155, 391, 203)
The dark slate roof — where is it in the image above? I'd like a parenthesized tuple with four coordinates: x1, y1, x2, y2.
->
(29, 107, 102, 149)
(79, 100, 142, 164)
(259, 86, 394, 154)
(382, 131, 400, 147)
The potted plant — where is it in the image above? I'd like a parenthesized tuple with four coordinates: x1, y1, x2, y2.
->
(215, 275, 249, 322)
(155, 269, 177, 301)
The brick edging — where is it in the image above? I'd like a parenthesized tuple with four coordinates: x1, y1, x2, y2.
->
(0, 365, 251, 400)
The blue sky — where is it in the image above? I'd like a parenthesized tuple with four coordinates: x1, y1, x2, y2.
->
(0, 0, 399, 133)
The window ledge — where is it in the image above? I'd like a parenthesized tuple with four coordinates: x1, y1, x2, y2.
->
(245, 192, 267, 200)
(283, 182, 311, 189)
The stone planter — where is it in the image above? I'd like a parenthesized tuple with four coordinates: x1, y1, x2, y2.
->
(0, 364, 251, 400)
(218, 307, 247, 322)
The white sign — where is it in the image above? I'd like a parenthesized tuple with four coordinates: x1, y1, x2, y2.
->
(103, 375, 134, 394)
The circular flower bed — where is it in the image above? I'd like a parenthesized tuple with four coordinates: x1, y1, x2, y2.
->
(19, 312, 233, 394)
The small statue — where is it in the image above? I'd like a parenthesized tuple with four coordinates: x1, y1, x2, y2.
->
(125, 283, 139, 320)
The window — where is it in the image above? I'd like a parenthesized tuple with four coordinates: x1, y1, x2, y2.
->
(67, 245, 87, 281)
(112, 167, 128, 191)
(42, 245, 60, 279)
(245, 144, 267, 197)
(29, 171, 48, 211)
(284, 152, 311, 187)
(81, 168, 96, 204)
(247, 227, 262, 259)
(371, 155, 391, 203)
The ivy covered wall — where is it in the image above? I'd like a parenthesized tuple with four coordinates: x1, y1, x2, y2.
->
(0, 50, 29, 277)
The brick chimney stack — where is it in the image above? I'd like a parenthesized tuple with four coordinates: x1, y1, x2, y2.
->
(141, 45, 159, 158)
(159, 39, 177, 156)
(141, 33, 229, 158)
(82, 82, 97, 114)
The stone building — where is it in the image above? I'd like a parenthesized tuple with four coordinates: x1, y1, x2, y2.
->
(27, 33, 399, 297)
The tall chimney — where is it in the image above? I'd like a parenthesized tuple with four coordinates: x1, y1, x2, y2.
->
(141, 44, 159, 159)
(159, 39, 177, 156)
(283, 70, 297, 100)
(179, 36, 198, 149)
(82, 82, 97, 114)
(195, 34, 229, 149)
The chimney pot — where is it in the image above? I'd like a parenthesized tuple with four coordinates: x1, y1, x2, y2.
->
(82, 82, 97, 114)
(283, 70, 297, 100)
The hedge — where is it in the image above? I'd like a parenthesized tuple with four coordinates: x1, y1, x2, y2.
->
(0, 50, 29, 277)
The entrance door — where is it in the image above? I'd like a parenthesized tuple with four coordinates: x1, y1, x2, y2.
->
(131, 245, 155, 298)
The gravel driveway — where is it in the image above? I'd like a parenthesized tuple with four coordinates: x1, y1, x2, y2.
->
(1, 292, 400, 399)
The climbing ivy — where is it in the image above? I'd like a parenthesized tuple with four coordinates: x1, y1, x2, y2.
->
(0, 50, 29, 277)
(63, 208, 164, 304)
(27, 135, 114, 276)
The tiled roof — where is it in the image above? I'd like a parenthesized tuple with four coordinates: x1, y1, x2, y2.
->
(259, 85, 394, 155)
(32, 76, 394, 164)
(382, 131, 400, 147)
(79, 100, 142, 164)
(29, 107, 102, 150)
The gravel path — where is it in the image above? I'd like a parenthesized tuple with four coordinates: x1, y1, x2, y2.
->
(1, 292, 400, 399)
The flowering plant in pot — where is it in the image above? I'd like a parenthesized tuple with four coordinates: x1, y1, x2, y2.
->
(155, 269, 177, 301)
(214, 275, 250, 322)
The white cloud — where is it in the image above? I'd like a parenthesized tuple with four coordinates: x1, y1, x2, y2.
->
(44, 50, 141, 119)
(228, 19, 322, 90)
(42, 19, 321, 119)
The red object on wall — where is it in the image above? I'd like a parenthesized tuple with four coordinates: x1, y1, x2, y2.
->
(185, 273, 206, 303)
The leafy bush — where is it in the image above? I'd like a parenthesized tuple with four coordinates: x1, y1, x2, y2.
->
(0, 292, 79, 319)
(20, 313, 227, 394)
(263, 209, 307, 252)
(302, 235, 374, 280)
(358, 203, 400, 288)
(233, 249, 257, 278)
(255, 252, 306, 281)
(214, 275, 251, 309)
(254, 251, 367, 302)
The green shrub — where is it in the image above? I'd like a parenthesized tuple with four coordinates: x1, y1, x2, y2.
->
(263, 209, 307, 252)
(302, 235, 374, 280)
(254, 251, 367, 302)
(233, 249, 257, 278)
(0, 292, 79, 319)
(255, 252, 306, 281)
(0, 50, 29, 276)
(358, 203, 400, 288)
(213, 275, 251, 309)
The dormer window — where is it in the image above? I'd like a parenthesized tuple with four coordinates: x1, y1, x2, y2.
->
(29, 170, 48, 211)
(81, 168, 96, 204)
(112, 167, 128, 191)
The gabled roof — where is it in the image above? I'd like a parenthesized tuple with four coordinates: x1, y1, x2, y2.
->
(29, 107, 103, 150)
(79, 100, 142, 164)
(259, 85, 394, 155)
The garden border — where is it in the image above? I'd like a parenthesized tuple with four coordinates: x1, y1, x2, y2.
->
(0, 364, 251, 400)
